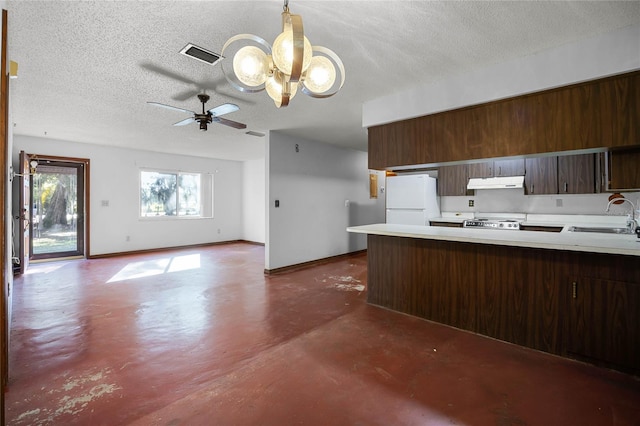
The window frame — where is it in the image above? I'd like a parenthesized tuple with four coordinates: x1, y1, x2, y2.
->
(139, 168, 213, 220)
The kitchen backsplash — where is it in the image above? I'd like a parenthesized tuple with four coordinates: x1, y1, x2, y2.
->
(440, 189, 640, 216)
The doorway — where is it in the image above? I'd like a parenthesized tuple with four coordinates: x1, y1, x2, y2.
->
(16, 153, 89, 267)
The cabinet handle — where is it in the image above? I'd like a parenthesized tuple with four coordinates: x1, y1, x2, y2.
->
(531, 184, 534, 194)
(572, 281, 577, 299)
(498, 166, 502, 175)
(564, 182, 568, 192)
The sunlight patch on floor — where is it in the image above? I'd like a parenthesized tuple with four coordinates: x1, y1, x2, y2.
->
(107, 254, 201, 283)
(24, 261, 72, 275)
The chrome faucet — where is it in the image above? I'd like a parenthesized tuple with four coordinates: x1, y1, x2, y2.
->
(605, 198, 637, 232)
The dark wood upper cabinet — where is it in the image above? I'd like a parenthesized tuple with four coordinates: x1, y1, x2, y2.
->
(438, 164, 468, 196)
(467, 162, 493, 178)
(494, 159, 525, 176)
(468, 159, 525, 178)
(440, 154, 600, 195)
(558, 153, 596, 194)
(606, 148, 640, 190)
(369, 71, 640, 170)
(525, 157, 558, 195)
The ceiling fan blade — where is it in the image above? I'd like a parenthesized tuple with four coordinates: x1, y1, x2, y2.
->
(147, 101, 195, 115)
(173, 117, 196, 126)
(213, 117, 247, 129)
(208, 103, 240, 117)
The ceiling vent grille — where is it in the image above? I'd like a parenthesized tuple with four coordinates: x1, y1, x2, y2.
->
(179, 43, 223, 66)
(246, 131, 265, 137)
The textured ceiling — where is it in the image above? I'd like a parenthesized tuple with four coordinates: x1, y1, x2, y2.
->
(6, 1, 640, 161)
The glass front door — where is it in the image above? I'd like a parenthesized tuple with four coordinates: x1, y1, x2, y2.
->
(31, 160, 85, 260)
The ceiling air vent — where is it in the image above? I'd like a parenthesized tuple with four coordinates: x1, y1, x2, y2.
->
(179, 43, 223, 66)
(246, 131, 265, 137)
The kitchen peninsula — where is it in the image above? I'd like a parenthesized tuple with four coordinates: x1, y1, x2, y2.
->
(347, 222, 640, 374)
(360, 69, 640, 375)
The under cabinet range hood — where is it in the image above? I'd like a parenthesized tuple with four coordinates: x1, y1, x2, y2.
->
(467, 176, 525, 190)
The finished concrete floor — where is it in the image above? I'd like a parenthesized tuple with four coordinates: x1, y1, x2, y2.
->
(6, 243, 640, 425)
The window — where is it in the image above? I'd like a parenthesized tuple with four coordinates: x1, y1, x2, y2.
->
(140, 170, 213, 218)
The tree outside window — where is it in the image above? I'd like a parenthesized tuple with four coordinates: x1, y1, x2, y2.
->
(140, 171, 202, 217)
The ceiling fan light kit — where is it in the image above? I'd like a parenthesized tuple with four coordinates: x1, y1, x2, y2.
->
(221, 0, 345, 108)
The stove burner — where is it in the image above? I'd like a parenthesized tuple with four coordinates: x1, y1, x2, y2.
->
(463, 218, 521, 230)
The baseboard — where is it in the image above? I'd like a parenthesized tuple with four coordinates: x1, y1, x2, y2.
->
(264, 249, 367, 275)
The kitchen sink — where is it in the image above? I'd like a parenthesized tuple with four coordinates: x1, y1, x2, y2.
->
(567, 226, 633, 234)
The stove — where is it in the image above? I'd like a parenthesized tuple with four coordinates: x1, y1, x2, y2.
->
(463, 218, 522, 230)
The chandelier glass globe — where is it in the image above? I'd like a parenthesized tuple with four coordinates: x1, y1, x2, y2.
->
(303, 55, 336, 94)
(266, 71, 298, 106)
(232, 46, 269, 87)
(271, 30, 312, 77)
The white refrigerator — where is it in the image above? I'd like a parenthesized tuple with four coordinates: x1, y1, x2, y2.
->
(386, 174, 440, 226)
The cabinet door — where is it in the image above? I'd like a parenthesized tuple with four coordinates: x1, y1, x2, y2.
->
(438, 164, 468, 196)
(558, 153, 595, 194)
(467, 162, 493, 178)
(494, 159, 525, 176)
(607, 148, 640, 190)
(568, 278, 640, 372)
(525, 157, 558, 195)
(468, 159, 525, 178)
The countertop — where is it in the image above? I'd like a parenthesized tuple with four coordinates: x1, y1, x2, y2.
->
(347, 222, 640, 257)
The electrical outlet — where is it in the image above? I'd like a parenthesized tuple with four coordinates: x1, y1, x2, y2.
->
(275, 200, 280, 208)
(468, 199, 474, 207)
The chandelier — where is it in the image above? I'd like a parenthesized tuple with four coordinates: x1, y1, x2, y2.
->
(221, 0, 345, 108)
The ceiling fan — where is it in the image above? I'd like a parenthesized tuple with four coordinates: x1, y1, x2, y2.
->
(147, 94, 246, 131)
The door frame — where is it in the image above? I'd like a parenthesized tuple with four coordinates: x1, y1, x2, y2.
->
(15, 151, 30, 273)
(23, 154, 91, 262)
(1, 9, 9, 422)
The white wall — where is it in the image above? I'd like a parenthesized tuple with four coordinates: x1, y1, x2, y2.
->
(441, 190, 640, 217)
(364, 24, 640, 129)
(242, 158, 265, 244)
(13, 135, 244, 256)
(265, 131, 385, 271)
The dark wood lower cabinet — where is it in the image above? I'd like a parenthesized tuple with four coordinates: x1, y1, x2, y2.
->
(478, 246, 562, 352)
(568, 277, 640, 371)
(366, 234, 639, 375)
